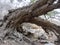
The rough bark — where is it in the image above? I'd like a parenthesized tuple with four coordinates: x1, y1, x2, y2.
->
(1, 0, 60, 38)
(29, 17, 60, 34)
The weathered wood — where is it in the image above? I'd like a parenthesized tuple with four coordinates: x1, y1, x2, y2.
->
(1, 0, 60, 35)
(28, 17, 60, 34)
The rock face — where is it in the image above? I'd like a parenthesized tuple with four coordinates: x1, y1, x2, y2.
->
(22, 23, 47, 35)
(21, 23, 58, 43)
(22, 23, 45, 33)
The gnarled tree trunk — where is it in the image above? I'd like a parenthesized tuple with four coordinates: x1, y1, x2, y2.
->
(0, 0, 60, 41)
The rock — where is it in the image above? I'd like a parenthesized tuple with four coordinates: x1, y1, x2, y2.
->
(47, 30, 58, 43)
(45, 42, 55, 45)
(21, 23, 48, 41)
